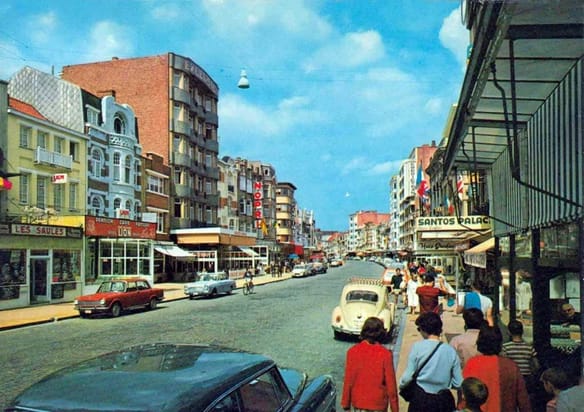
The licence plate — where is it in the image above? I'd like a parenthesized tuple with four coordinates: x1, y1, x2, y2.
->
(84, 310, 92, 314)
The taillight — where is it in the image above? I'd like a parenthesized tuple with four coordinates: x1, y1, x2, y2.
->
(335, 315, 342, 323)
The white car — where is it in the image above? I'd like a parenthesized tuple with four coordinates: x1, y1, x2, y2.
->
(184, 272, 236, 299)
(331, 277, 395, 340)
(292, 264, 312, 278)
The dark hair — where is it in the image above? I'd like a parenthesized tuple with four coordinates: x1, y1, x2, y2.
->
(461, 377, 488, 408)
(415, 312, 442, 336)
(541, 367, 572, 391)
(463, 308, 485, 329)
(423, 274, 435, 284)
(360, 317, 386, 343)
(476, 326, 503, 355)
(507, 319, 524, 336)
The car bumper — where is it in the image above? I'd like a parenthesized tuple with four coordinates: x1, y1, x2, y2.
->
(331, 324, 360, 336)
(184, 289, 210, 297)
(75, 304, 109, 314)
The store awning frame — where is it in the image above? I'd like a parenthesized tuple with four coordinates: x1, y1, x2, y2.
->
(464, 238, 496, 268)
(154, 244, 197, 260)
(237, 246, 259, 257)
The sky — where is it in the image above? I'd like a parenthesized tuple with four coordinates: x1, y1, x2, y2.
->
(0, 0, 469, 231)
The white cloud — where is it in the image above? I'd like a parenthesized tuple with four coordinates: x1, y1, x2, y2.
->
(27, 11, 57, 44)
(150, 4, 183, 21)
(87, 21, 135, 61)
(425, 97, 443, 115)
(341, 156, 368, 175)
(0, 41, 27, 79)
(367, 160, 403, 176)
(439, 7, 469, 70)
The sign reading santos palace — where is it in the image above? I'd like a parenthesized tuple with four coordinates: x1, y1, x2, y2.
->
(416, 215, 490, 231)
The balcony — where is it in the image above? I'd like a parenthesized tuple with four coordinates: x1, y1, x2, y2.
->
(173, 183, 191, 198)
(205, 111, 218, 125)
(171, 119, 193, 136)
(172, 86, 192, 106)
(172, 152, 193, 168)
(34, 147, 72, 169)
(203, 138, 219, 153)
(171, 217, 194, 229)
(205, 193, 219, 206)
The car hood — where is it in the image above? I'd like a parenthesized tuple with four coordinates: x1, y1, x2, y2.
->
(76, 292, 120, 301)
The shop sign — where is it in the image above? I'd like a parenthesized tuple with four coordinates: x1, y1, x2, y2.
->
(51, 173, 68, 184)
(464, 252, 487, 269)
(12, 223, 68, 237)
(254, 181, 263, 229)
(115, 208, 131, 219)
(416, 215, 490, 231)
(85, 216, 156, 239)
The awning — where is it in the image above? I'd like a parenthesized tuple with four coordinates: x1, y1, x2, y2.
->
(237, 246, 259, 257)
(154, 244, 196, 260)
(464, 238, 495, 269)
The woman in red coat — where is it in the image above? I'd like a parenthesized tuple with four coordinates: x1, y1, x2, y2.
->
(342, 317, 399, 412)
(462, 326, 531, 412)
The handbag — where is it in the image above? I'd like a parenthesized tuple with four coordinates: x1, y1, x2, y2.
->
(400, 342, 443, 402)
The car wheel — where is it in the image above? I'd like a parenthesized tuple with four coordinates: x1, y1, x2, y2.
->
(210, 288, 217, 298)
(110, 302, 122, 317)
(333, 331, 343, 340)
(188, 295, 194, 300)
(79, 312, 89, 319)
(228, 286, 234, 294)
(149, 298, 158, 310)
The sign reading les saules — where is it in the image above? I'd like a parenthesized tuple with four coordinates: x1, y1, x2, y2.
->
(85, 216, 156, 239)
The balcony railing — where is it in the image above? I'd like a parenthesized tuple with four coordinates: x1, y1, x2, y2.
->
(34, 147, 73, 169)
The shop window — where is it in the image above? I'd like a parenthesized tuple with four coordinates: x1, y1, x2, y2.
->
(0, 250, 26, 301)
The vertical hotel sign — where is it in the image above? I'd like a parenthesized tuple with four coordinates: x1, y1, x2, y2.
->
(254, 181, 263, 229)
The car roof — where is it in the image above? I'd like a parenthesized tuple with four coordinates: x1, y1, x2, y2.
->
(12, 343, 275, 411)
(102, 277, 148, 282)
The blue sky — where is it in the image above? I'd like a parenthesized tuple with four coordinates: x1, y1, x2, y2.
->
(0, 0, 468, 231)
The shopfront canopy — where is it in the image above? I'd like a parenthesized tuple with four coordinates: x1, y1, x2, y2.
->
(464, 238, 496, 269)
(237, 246, 259, 257)
(154, 244, 196, 260)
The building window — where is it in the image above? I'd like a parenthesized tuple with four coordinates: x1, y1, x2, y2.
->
(37, 176, 47, 209)
(113, 198, 121, 212)
(205, 206, 212, 224)
(147, 175, 165, 194)
(87, 106, 100, 125)
(157, 212, 165, 233)
(125, 200, 132, 216)
(124, 155, 132, 184)
(19, 125, 31, 148)
(134, 160, 141, 186)
(69, 141, 79, 161)
(205, 180, 212, 195)
(19, 174, 29, 204)
(174, 167, 183, 184)
(69, 183, 78, 211)
(53, 184, 64, 211)
(113, 152, 121, 181)
(91, 196, 103, 216)
(91, 149, 102, 177)
(37, 131, 48, 149)
(54, 136, 64, 154)
(174, 199, 182, 218)
(113, 114, 126, 134)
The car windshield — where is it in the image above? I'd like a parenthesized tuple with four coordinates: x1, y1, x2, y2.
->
(346, 290, 379, 303)
(98, 281, 126, 293)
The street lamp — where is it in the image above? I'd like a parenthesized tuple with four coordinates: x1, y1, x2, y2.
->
(237, 69, 250, 89)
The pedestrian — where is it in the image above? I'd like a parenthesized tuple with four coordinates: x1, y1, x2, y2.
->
(399, 312, 462, 412)
(456, 280, 494, 326)
(341, 317, 399, 412)
(462, 326, 532, 412)
(540, 368, 571, 412)
(391, 268, 405, 306)
(449, 308, 485, 368)
(502, 320, 540, 402)
(406, 274, 419, 315)
(456, 377, 489, 412)
(416, 274, 450, 314)
(555, 382, 584, 412)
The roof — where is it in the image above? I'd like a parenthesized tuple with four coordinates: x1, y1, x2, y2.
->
(8, 97, 47, 121)
(11, 343, 274, 411)
(444, 0, 584, 173)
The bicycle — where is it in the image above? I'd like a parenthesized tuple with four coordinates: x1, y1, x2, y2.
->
(242, 278, 254, 295)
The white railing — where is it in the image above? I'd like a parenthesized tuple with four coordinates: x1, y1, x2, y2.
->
(34, 147, 73, 169)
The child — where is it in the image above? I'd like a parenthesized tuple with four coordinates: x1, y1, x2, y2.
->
(457, 377, 488, 412)
(502, 320, 540, 396)
(540, 367, 571, 411)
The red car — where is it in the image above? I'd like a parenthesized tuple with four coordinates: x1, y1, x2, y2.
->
(74, 278, 164, 318)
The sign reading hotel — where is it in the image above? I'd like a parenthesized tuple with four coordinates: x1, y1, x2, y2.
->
(416, 215, 490, 231)
(85, 216, 156, 239)
(253, 181, 263, 229)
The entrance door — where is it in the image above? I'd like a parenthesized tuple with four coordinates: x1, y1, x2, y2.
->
(30, 258, 50, 304)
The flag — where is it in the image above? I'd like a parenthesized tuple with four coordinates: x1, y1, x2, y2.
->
(456, 173, 464, 200)
(260, 219, 268, 235)
(0, 177, 12, 190)
(444, 194, 454, 215)
(416, 163, 429, 200)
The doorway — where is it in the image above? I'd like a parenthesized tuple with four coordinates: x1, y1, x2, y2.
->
(30, 258, 50, 304)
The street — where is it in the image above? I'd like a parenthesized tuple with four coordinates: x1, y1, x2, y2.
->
(0, 260, 400, 410)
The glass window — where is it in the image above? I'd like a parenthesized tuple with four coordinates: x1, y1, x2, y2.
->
(205, 206, 212, 224)
(0, 250, 27, 300)
(87, 107, 100, 125)
(54, 136, 64, 154)
(53, 184, 64, 211)
(91, 196, 103, 216)
(19, 174, 29, 204)
(36, 176, 47, 209)
(239, 369, 289, 411)
(19, 125, 31, 148)
(114, 198, 121, 211)
(124, 155, 132, 184)
(157, 212, 165, 233)
(69, 141, 79, 161)
(69, 183, 78, 210)
(114, 115, 126, 134)
(37, 131, 48, 149)
(113, 152, 121, 181)
(91, 149, 102, 177)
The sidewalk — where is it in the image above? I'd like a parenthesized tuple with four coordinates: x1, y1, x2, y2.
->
(0, 273, 293, 331)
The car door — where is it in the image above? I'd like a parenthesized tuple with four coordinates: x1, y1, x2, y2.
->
(124, 281, 140, 308)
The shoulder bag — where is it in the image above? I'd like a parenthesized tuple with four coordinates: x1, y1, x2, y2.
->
(399, 341, 443, 402)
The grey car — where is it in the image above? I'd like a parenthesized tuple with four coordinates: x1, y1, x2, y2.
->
(6, 343, 337, 412)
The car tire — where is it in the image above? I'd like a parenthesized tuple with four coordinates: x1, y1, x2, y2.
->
(188, 295, 194, 300)
(210, 288, 218, 298)
(110, 302, 122, 317)
(333, 330, 343, 340)
(149, 298, 158, 310)
(79, 311, 89, 319)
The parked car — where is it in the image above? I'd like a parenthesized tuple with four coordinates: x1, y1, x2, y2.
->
(311, 261, 328, 274)
(331, 277, 395, 340)
(74, 277, 164, 318)
(6, 343, 337, 412)
(292, 263, 312, 278)
(184, 272, 236, 299)
(329, 258, 343, 267)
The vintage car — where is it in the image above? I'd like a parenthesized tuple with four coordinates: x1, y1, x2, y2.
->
(292, 263, 312, 278)
(381, 268, 395, 287)
(74, 277, 164, 318)
(311, 261, 328, 274)
(6, 343, 337, 412)
(184, 272, 236, 299)
(329, 258, 344, 267)
(331, 277, 395, 340)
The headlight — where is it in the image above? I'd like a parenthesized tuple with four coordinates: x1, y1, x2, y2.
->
(73, 299, 78, 305)
(100, 298, 106, 305)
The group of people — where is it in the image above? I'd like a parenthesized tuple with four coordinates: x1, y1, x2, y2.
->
(342, 311, 582, 412)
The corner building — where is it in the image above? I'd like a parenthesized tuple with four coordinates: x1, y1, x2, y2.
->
(62, 53, 220, 231)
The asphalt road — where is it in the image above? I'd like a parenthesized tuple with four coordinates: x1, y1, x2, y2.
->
(0, 260, 390, 410)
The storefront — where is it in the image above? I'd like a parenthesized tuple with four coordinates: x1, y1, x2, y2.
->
(0, 222, 83, 310)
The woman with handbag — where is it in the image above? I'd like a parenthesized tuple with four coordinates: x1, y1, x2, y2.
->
(399, 312, 462, 412)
